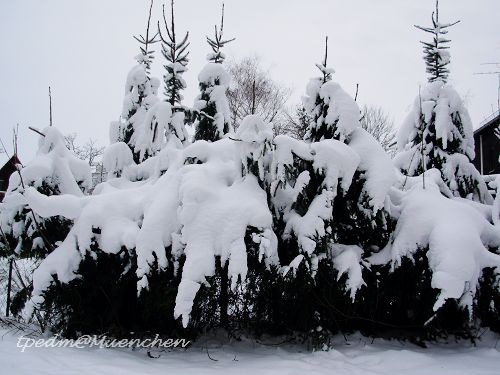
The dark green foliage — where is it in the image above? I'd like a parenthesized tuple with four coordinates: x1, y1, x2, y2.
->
(330, 171, 393, 250)
(39, 247, 138, 338)
(136, 257, 191, 338)
(477, 268, 500, 334)
(189, 228, 275, 336)
(355, 250, 475, 341)
(10, 282, 32, 317)
(193, 82, 231, 142)
(36, 242, 192, 338)
(0, 180, 75, 259)
(262, 248, 476, 346)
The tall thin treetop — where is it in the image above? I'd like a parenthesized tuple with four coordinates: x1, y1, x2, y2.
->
(158, 0, 190, 106)
(206, 4, 235, 63)
(415, 0, 460, 83)
(315, 36, 334, 84)
(133, 0, 160, 72)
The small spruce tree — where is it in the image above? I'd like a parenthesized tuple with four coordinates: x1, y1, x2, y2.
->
(193, 5, 235, 142)
(158, 0, 189, 109)
(395, 0, 492, 203)
(112, 0, 161, 163)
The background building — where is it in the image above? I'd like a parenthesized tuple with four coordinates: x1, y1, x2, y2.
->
(0, 155, 20, 202)
(473, 111, 500, 175)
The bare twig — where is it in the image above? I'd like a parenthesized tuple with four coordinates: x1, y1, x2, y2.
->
(28, 126, 45, 137)
(206, 346, 218, 361)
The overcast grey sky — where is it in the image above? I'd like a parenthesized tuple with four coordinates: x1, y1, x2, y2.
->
(1, 0, 499, 163)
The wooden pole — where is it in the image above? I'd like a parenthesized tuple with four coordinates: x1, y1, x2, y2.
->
(49, 86, 53, 126)
(251, 80, 256, 114)
(6, 258, 13, 317)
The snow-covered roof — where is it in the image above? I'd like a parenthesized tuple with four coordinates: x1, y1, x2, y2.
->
(475, 110, 500, 135)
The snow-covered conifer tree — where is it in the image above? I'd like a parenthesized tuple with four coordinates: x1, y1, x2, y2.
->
(111, 0, 161, 163)
(372, 2, 499, 337)
(274, 38, 394, 267)
(395, 1, 492, 203)
(193, 5, 234, 142)
(266, 39, 396, 339)
(303, 37, 338, 143)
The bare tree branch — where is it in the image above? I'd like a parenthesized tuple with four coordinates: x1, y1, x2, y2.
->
(360, 104, 397, 155)
(64, 134, 104, 166)
(225, 56, 291, 134)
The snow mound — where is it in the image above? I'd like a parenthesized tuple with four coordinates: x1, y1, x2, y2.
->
(103, 142, 135, 178)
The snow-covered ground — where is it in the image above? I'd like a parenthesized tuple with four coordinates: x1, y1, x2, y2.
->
(1, 329, 499, 374)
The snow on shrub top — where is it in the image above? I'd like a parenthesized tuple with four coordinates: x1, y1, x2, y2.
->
(394, 79, 491, 203)
(6, 127, 91, 197)
(304, 79, 360, 143)
(349, 128, 396, 211)
(103, 141, 135, 179)
(25, 137, 278, 328)
(193, 62, 232, 141)
(198, 63, 231, 87)
(397, 80, 474, 158)
(235, 115, 274, 181)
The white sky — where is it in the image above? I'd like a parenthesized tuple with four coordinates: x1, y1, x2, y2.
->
(1, 0, 499, 164)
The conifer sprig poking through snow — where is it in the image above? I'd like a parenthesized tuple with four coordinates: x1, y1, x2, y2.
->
(158, 0, 190, 108)
(206, 4, 235, 64)
(132, 0, 160, 74)
(303, 36, 338, 143)
(414, 0, 460, 83)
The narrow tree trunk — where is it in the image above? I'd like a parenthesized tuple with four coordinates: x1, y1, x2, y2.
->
(6, 258, 13, 317)
(220, 260, 229, 327)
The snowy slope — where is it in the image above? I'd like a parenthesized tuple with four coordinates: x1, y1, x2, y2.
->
(1, 329, 499, 375)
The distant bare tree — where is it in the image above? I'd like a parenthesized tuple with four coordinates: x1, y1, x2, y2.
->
(360, 105, 397, 154)
(226, 56, 291, 133)
(275, 106, 310, 139)
(64, 134, 104, 166)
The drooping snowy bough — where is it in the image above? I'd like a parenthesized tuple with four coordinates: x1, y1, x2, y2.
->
(25, 130, 279, 327)
(0, 127, 91, 259)
(395, 80, 492, 204)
